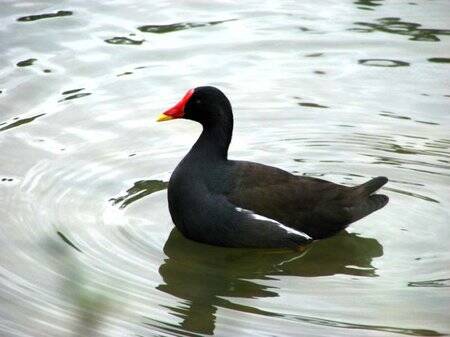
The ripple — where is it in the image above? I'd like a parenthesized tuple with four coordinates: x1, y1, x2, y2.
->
(104, 36, 144, 45)
(58, 93, 91, 102)
(16, 58, 37, 67)
(16, 10, 73, 22)
(351, 17, 450, 42)
(408, 278, 450, 288)
(427, 57, 450, 64)
(109, 179, 168, 209)
(61, 88, 84, 95)
(56, 231, 82, 253)
(359, 59, 410, 67)
(298, 102, 329, 108)
(354, 0, 383, 11)
(0, 113, 45, 132)
(137, 19, 236, 34)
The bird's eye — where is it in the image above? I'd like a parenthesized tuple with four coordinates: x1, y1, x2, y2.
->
(195, 99, 201, 104)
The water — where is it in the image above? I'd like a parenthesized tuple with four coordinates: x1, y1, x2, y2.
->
(1, 0, 449, 336)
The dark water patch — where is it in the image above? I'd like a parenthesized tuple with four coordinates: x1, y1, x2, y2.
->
(415, 120, 439, 126)
(408, 278, 450, 288)
(17, 10, 73, 22)
(138, 19, 235, 34)
(59, 93, 91, 102)
(359, 59, 410, 67)
(43, 69, 52, 73)
(16, 58, 37, 67)
(314, 70, 326, 74)
(351, 17, 450, 42)
(62, 88, 84, 95)
(380, 111, 411, 120)
(305, 52, 323, 57)
(0, 113, 45, 132)
(110, 179, 168, 208)
(298, 102, 329, 108)
(57, 231, 82, 253)
(117, 71, 133, 77)
(354, 0, 384, 11)
(105, 37, 144, 45)
(427, 57, 450, 64)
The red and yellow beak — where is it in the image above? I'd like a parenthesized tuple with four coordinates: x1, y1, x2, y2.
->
(156, 89, 194, 122)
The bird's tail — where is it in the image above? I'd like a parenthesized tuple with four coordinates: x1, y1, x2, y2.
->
(348, 176, 389, 222)
(354, 176, 388, 197)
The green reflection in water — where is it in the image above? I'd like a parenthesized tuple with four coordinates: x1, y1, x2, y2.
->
(298, 102, 329, 109)
(354, 0, 384, 11)
(351, 17, 450, 42)
(16, 58, 37, 67)
(110, 179, 168, 208)
(146, 229, 386, 336)
(359, 59, 410, 67)
(57, 231, 82, 253)
(0, 113, 45, 132)
(62, 88, 84, 95)
(138, 19, 236, 34)
(428, 58, 450, 64)
(104, 37, 144, 45)
(408, 278, 450, 288)
(146, 230, 445, 336)
(59, 93, 91, 102)
(16, 10, 73, 22)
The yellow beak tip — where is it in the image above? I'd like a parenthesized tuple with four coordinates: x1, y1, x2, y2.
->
(156, 114, 174, 122)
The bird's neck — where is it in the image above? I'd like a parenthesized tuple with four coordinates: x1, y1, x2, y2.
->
(190, 111, 233, 161)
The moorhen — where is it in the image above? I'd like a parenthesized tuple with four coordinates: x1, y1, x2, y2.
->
(157, 86, 388, 249)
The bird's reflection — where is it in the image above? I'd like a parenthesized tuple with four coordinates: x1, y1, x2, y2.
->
(146, 229, 383, 336)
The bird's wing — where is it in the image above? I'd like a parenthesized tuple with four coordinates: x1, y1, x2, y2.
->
(225, 161, 374, 239)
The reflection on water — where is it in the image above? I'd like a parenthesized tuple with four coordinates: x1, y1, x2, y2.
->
(0, 113, 45, 132)
(16, 10, 73, 22)
(428, 58, 450, 64)
(138, 19, 236, 34)
(358, 59, 409, 67)
(351, 17, 450, 42)
(104, 36, 145, 46)
(152, 229, 382, 335)
(354, 0, 383, 11)
(150, 230, 441, 337)
(16, 58, 37, 67)
(110, 179, 168, 208)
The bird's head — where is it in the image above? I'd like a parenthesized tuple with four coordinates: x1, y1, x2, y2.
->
(157, 86, 232, 125)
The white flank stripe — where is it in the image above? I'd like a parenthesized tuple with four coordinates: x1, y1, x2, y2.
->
(235, 207, 311, 240)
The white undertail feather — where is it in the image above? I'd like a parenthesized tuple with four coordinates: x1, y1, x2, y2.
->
(235, 207, 311, 240)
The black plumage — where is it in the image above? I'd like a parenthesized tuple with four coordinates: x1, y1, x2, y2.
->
(159, 86, 388, 248)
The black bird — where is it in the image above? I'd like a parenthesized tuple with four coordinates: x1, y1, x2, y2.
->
(157, 86, 388, 249)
